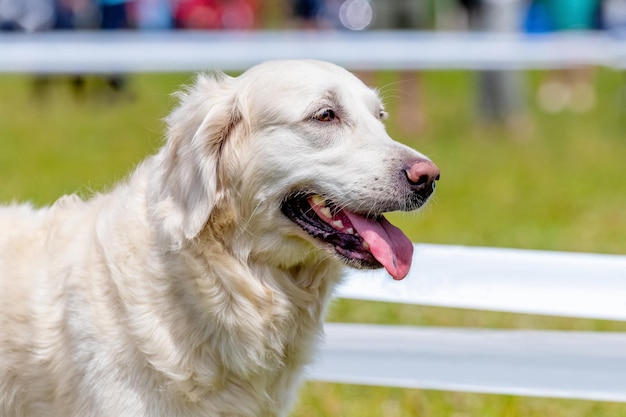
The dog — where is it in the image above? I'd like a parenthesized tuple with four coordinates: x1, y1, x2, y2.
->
(0, 60, 439, 417)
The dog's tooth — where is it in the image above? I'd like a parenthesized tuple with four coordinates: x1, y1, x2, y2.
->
(311, 195, 326, 207)
(320, 207, 332, 219)
(332, 220, 344, 230)
(362, 241, 370, 250)
(346, 228, 354, 234)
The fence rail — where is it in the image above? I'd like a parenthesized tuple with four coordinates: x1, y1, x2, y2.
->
(338, 244, 626, 321)
(1, 30, 625, 73)
(311, 323, 626, 402)
(313, 244, 626, 402)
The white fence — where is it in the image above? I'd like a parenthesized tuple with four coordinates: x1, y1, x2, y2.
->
(1, 30, 626, 73)
(3, 31, 626, 402)
(309, 244, 626, 402)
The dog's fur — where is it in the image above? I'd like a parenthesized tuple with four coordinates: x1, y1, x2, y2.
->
(0, 60, 437, 417)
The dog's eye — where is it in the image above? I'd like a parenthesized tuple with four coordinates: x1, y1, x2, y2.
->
(315, 109, 336, 122)
(379, 110, 388, 120)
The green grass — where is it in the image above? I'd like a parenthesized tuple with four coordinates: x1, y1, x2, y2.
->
(1, 69, 626, 416)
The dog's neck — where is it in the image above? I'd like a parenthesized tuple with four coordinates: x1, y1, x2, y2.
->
(130, 224, 343, 414)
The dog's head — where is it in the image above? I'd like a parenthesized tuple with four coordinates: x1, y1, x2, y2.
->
(149, 60, 439, 280)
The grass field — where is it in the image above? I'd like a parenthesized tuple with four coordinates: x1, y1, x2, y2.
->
(1, 68, 626, 416)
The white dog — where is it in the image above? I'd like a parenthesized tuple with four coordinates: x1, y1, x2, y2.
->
(0, 60, 439, 417)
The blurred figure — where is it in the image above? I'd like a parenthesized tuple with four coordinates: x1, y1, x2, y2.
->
(291, 0, 326, 28)
(97, 0, 132, 94)
(175, 0, 258, 30)
(50, 0, 132, 99)
(459, 0, 530, 134)
(601, 0, 626, 114)
(354, 0, 429, 136)
(0, 0, 97, 99)
(603, 0, 626, 35)
(533, 0, 602, 113)
(53, 0, 99, 30)
(131, 0, 173, 30)
(99, 0, 130, 30)
(539, 0, 600, 33)
(0, 0, 55, 31)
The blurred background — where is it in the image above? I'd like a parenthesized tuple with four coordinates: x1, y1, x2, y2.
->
(1, 0, 626, 416)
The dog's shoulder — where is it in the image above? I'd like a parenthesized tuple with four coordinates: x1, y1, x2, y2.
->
(0, 202, 45, 242)
(51, 193, 85, 210)
(0, 194, 85, 232)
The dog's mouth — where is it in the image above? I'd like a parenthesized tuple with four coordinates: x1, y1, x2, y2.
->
(281, 194, 413, 280)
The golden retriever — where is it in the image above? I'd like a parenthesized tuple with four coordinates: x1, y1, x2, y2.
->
(0, 60, 439, 417)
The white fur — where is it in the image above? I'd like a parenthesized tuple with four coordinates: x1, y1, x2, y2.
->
(0, 60, 432, 417)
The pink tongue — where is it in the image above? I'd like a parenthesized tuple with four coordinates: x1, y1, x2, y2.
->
(344, 212, 413, 280)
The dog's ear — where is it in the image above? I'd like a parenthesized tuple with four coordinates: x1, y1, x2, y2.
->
(148, 73, 240, 247)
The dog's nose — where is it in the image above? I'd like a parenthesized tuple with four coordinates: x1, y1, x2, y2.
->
(405, 159, 440, 196)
